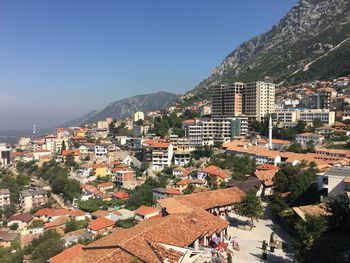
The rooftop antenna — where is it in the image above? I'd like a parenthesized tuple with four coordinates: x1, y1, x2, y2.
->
(32, 124, 36, 139)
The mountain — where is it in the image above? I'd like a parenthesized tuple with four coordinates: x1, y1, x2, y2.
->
(60, 110, 100, 128)
(63, 91, 178, 126)
(194, 0, 350, 94)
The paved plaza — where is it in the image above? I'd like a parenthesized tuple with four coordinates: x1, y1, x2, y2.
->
(227, 207, 294, 263)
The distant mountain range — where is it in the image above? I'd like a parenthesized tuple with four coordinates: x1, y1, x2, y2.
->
(0, 91, 178, 143)
(61, 91, 178, 127)
(193, 0, 350, 94)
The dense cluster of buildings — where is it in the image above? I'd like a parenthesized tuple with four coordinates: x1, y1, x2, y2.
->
(0, 75, 350, 262)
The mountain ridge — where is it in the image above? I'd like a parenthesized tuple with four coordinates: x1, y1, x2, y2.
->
(192, 0, 350, 94)
(61, 91, 178, 126)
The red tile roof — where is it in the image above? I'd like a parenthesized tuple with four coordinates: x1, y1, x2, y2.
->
(50, 244, 84, 263)
(164, 188, 182, 195)
(8, 213, 33, 223)
(176, 179, 191, 186)
(62, 150, 81, 156)
(91, 210, 109, 218)
(201, 165, 230, 180)
(256, 164, 279, 171)
(68, 210, 229, 263)
(88, 218, 114, 231)
(34, 208, 71, 217)
(44, 216, 68, 229)
(112, 191, 129, 200)
(135, 205, 159, 216)
(70, 210, 85, 217)
(158, 187, 245, 214)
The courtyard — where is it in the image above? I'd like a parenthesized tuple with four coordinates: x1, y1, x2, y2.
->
(226, 206, 294, 262)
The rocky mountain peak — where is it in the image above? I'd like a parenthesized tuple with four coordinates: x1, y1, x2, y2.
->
(193, 0, 350, 93)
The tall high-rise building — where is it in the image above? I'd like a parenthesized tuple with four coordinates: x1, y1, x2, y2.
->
(211, 83, 244, 118)
(243, 81, 275, 121)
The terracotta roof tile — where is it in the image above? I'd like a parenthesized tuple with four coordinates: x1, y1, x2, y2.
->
(112, 191, 129, 200)
(158, 187, 245, 214)
(88, 218, 114, 231)
(135, 205, 159, 216)
(68, 209, 229, 263)
(50, 244, 85, 263)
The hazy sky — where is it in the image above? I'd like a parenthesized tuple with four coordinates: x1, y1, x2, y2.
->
(0, 0, 296, 130)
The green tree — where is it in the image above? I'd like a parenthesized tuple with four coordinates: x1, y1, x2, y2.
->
(26, 230, 64, 262)
(235, 190, 263, 227)
(78, 199, 104, 213)
(296, 120, 307, 134)
(3, 204, 16, 218)
(292, 215, 326, 262)
(51, 176, 66, 194)
(63, 179, 82, 201)
(273, 163, 317, 203)
(306, 140, 316, 153)
(288, 143, 305, 153)
(61, 140, 66, 153)
(312, 118, 323, 129)
(65, 154, 78, 170)
(9, 223, 19, 231)
(116, 218, 135, 229)
(326, 194, 350, 232)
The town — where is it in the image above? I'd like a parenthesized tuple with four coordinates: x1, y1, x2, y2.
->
(0, 76, 350, 262)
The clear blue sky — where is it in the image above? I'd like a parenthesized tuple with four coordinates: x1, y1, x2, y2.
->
(0, 0, 296, 130)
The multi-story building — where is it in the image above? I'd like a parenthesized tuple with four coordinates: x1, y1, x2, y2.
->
(276, 109, 336, 127)
(133, 111, 145, 122)
(151, 142, 173, 171)
(184, 117, 248, 143)
(0, 144, 11, 167)
(299, 109, 335, 125)
(114, 170, 136, 189)
(173, 151, 191, 166)
(318, 166, 350, 197)
(317, 88, 337, 109)
(296, 133, 324, 146)
(244, 82, 275, 121)
(97, 121, 109, 129)
(94, 145, 108, 157)
(0, 189, 10, 209)
(212, 83, 244, 118)
(44, 135, 57, 154)
(19, 189, 48, 212)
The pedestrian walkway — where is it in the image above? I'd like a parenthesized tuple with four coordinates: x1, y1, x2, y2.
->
(227, 206, 293, 262)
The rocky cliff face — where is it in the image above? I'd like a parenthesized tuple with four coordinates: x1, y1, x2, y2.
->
(194, 0, 350, 93)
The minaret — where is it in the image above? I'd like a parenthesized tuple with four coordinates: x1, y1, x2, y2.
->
(268, 116, 273, 150)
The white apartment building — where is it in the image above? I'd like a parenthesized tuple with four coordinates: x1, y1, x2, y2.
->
(184, 117, 248, 143)
(151, 143, 173, 171)
(0, 143, 11, 167)
(173, 151, 191, 166)
(276, 109, 336, 127)
(134, 111, 145, 122)
(244, 82, 275, 121)
(0, 189, 10, 209)
(296, 133, 324, 146)
(97, 121, 109, 129)
(318, 166, 350, 197)
(44, 135, 57, 154)
(95, 145, 108, 157)
(300, 109, 336, 125)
